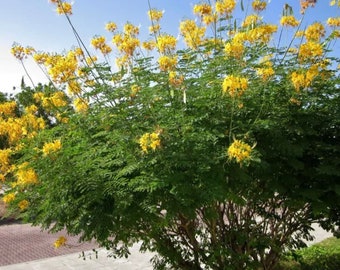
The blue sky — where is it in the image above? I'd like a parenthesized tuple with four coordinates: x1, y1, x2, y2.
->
(0, 0, 338, 94)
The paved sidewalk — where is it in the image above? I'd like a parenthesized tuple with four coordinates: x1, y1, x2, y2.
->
(0, 223, 153, 269)
(0, 246, 153, 270)
(0, 222, 332, 269)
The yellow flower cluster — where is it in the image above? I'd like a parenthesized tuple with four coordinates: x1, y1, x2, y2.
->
(305, 22, 325, 42)
(130, 84, 141, 98)
(55, 2, 72, 15)
(156, 35, 177, 54)
(45, 91, 68, 109)
(280, 16, 300, 27)
(139, 132, 161, 153)
(112, 23, 140, 58)
(54, 236, 67, 248)
(158, 55, 177, 72)
(232, 24, 278, 44)
(193, 3, 217, 25)
(11, 44, 35, 61)
(33, 52, 49, 64)
(0, 149, 12, 183)
(252, 0, 267, 11)
(298, 41, 323, 62)
(169, 71, 184, 87)
(0, 101, 17, 117)
(74, 98, 89, 113)
(224, 39, 244, 58)
(91, 36, 112, 55)
(148, 9, 164, 21)
(67, 80, 82, 95)
(42, 140, 62, 156)
(256, 61, 275, 81)
(2, 192, 16, 204)
(105, 22, 117, 33)
(18, 200, 29, 211)
(291, 65, 319, 91)
(193, 3, 212, 16)
(330, 0, 340, 7)
(45, 51, 78, 84)
(15, 163, 38, 186)
(215, 0, 236, 16)
(327, 17, 340, 27)
(180, 20, 206, 49)
(0, 103, 45, 145)
(222, 75, 248, 97)
(227, 140, 252, 164)
(242, 14, 262, 28)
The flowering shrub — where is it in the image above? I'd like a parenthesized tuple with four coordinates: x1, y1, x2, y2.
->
(1, 0, 340, 269)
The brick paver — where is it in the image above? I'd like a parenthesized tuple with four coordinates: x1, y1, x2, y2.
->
(0, 223, 98, 266)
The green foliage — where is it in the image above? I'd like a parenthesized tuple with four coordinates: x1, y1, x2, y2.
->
(276, 238, 340, 270)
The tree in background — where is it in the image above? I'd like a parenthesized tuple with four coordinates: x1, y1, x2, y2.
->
(2, 0, 340, 269)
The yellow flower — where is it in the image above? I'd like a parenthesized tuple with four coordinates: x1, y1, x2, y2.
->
(280, 16, 300, 27)
(256, 66, 275, 81)
(142, 40, 156, 51)
(215, 0, 236, 16)
(42, 140, 62, 156)
(33, 52, 49, 64)
(116, 55, 130, 69)
(33, 92, 44, 103)
(156, 34, 177, 54)
(56, 2, 72, 15)
(300, 0, 316, 14)
(193, 4, 213, 16)
(222, 75, 248, 97)
(139, 132, 161, 153)
(18, 200, 29, 211)
(158, 56, 177, 72)
(3, 193, 16, 204)
(54, 236, 67, 248)
(74, 98, 89, 113)
(179, 20, 206, 49)
(16, 164, 38, 186)
(91, 36, 112, 55)
(227, 140, 252, 164)
(11, 44, 25, 61)
(242, 14, 262, 28)
(123, 23, 139, 36)
(149, 24, 161, 34)
(298, 41, 323, 62)
(291, 66, 319, 91)
(42, 91, 68, 109)
(202, 14, 217, 25)
(224, 39, 244, 58)
(130, 84, 141, 97)
(105, 22, 117, 32)
(67, 80, 82, 95)
(0, 149, 12, 174)
(46, 51, 78, 84)
(116, 36, 140, 56)
(169, 71, 184, 87)
(330, 0, 340, 7)
(252, 0, 267, 11)
(148, 9, 163, 21)
(305, 22, 325, 42)
(25, 105, 38, 114)
(327, 17, 340, 27)
(0, 101, 17, 117)
(245, 24, 278, 43)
